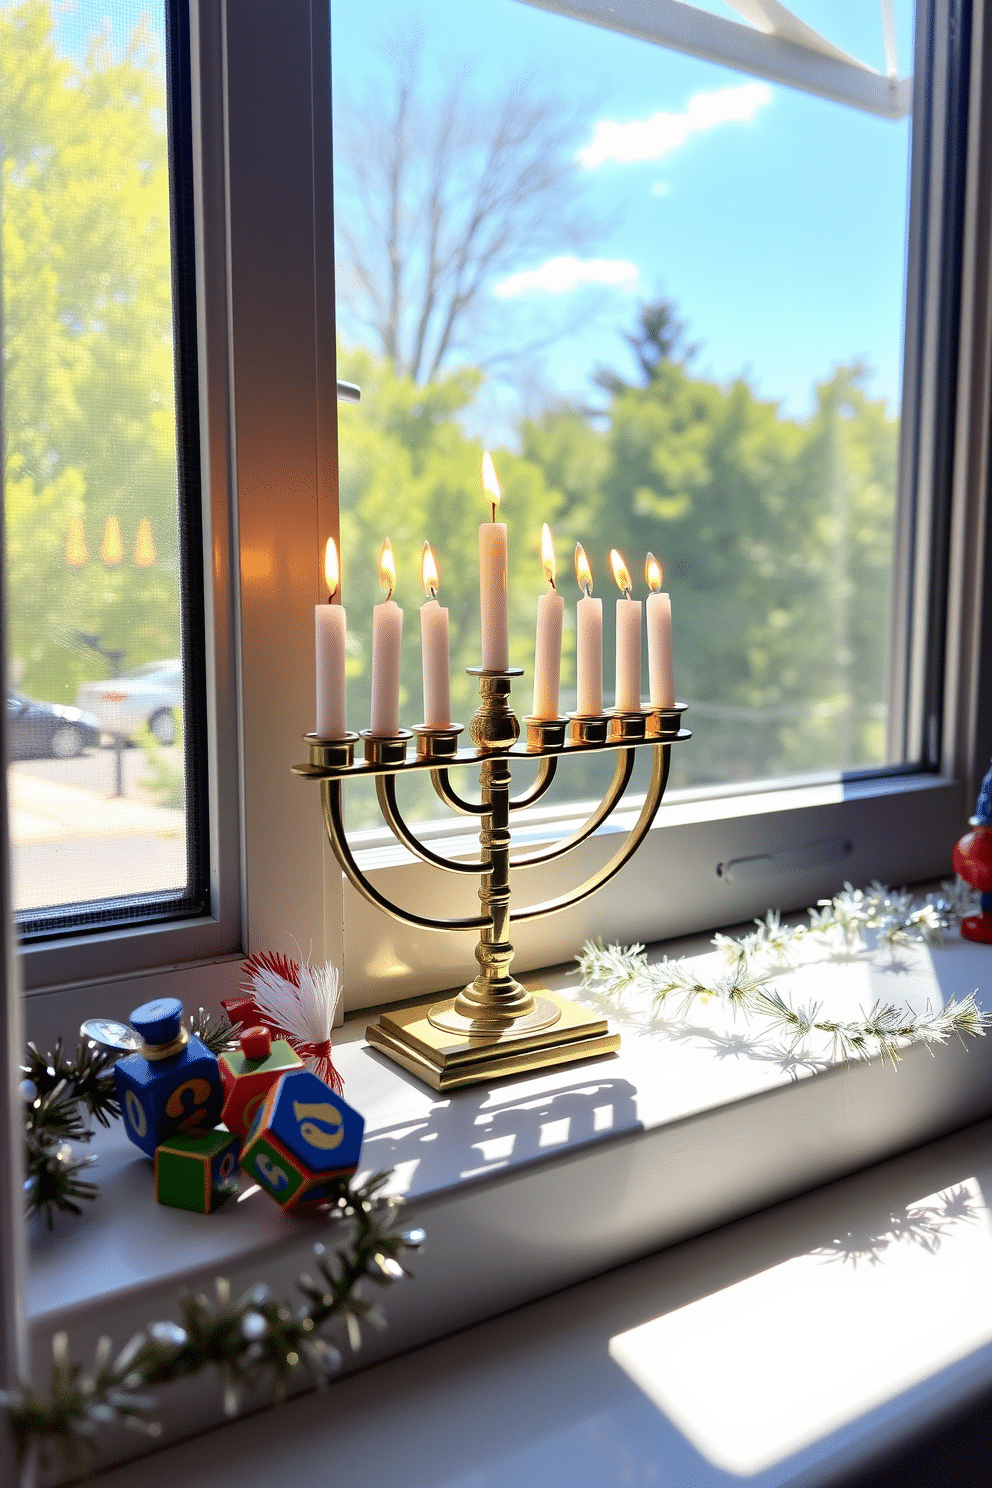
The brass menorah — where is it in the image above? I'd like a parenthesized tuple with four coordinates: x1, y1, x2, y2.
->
(294, 669, 689, 1091)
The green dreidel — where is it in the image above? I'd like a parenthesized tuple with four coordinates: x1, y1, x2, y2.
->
(155, 1127, 241, 1213)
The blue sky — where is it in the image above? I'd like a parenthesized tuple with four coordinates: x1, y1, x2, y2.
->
(332, 0, 916, 430)
(42, 0, 916, 428)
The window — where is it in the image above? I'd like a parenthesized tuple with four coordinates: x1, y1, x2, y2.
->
(1, 0, 212, 939)
(333, 1, 912, 804)
(5, 0, 246, 996)
(5, 3, 990, 1023)
(328, 0, 984, 1009)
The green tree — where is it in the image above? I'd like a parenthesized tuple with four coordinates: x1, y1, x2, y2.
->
(522, 302, 897, 786)
(2, 1, 180, 703)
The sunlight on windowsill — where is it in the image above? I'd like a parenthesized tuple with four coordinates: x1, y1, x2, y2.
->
(610, 1173, 992, 1477)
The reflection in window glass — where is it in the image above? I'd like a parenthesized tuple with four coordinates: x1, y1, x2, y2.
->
(332, 0, 914, 824)
(2, 0, 189, 918)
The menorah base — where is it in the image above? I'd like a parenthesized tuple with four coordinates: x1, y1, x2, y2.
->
(365, 990, 619, 1092)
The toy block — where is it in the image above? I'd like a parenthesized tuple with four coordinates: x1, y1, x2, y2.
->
(114, 997, 225, 1158)
(241, 1068, 364, 1213)
(218, 1025, 303, 1140)
(154, 1127, 241, 1213)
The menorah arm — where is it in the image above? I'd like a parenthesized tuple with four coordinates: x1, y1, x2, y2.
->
(375, 774, 492, 876)
(508, 756, 557, 811)
(321, 779, 490, 932)
(510, 742, 672, 922)
(429, 767, 487, 816)
(509, 748, 635, 869)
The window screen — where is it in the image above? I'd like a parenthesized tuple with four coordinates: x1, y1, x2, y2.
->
(2, 0, 207, 934)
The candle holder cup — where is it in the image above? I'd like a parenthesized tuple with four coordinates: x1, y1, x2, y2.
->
(295, 673, 690, 1091)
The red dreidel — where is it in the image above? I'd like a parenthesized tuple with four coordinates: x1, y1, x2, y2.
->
(241, 1067, 364, 1213)
(218, 1024, 302, 1140)
(114, 997, 225, 1158)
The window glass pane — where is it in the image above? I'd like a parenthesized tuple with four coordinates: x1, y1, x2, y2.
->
(2, 0, 200, 924)
(332, 0, 914, 824)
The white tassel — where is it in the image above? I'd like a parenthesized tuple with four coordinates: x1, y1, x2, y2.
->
(235, 954, 343, 1092)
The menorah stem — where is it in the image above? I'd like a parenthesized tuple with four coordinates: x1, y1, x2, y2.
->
(429, 667, 561, 1036)
(452, 751, 535, 1023)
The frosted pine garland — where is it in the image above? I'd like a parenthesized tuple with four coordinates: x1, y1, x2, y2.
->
(577, 880, 991, 1067)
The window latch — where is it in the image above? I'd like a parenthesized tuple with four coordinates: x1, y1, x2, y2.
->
(718, 836, 852, 883)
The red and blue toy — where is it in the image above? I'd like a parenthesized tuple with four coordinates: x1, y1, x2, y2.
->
(953, 760, 992, 943)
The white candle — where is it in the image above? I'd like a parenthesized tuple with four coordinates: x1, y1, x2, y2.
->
(315, 538, 347, 739)
(574, 544, 603, 716)
(480, 451, 509, 671)
(533, 523, 564, 719)
(610, 548, 642, 713)
(645, 553, 675, 708)
(370, 539, 403, 736)
(420, 541, 451, 728)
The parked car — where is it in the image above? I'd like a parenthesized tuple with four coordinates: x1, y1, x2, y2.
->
(75, 659, 183, 745)
(6, 691, 101, 760)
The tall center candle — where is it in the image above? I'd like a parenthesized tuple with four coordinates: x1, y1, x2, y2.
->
(645, 552, 675, 708)
(315, 537, 347, 739)
(611, 548, 642, 713)
(420, 541, 451, 728)
(574, 544, 603, 716)
(532, 523, 564, 719)
(370, 538, 403, 736)
(479, 451, 509, 671)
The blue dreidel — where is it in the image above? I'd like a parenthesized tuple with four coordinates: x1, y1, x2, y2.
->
(241, 1068, 364, 1212)
(114, 997, 225, 1158)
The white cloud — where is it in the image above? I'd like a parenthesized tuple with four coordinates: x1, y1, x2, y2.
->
(494, 256, 639, 299)
(577, 82, 772, 169)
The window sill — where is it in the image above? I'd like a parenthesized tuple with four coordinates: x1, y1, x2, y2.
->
(84, 1110, 992, 1488)
(26, 919, 992, 1481)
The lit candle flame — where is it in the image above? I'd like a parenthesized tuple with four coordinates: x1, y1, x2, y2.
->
(324, 537, 340, 601)
(422, 540, 440, 599)
(541, 523, 556, 590)
(134, 518, 156, 568)
(65, 517, 87, 568)
(379, 538, 396, 599)
(574, 543, 593, 597)
(645, 552, 663, 592)
(610, 548, 632, 598)
(101, 515, 123, 568)
(482, 450, 501, 521)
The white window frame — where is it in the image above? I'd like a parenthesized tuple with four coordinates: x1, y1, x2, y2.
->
(4, 0, 992, 1466)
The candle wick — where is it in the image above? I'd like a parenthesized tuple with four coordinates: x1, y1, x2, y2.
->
(581, 581, 591, 599)
(491, 502, 497, 523)
(549, 573, 556, 593)
(624, 587, 631, 601)
(428, 585, 437, 601)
